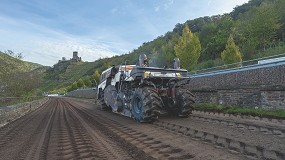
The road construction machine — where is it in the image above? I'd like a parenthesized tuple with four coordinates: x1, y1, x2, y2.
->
(96, 54, 195, 122)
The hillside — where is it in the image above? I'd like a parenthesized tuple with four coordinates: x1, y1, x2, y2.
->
(42, 52, 140, 93)
(0, 51, 48, 97)
(42, 61, 96, 91)
(0, 51, 43, 74)
(42, 0, 285, 93)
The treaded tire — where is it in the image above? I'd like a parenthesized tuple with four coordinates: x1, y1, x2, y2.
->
(131, 87, 162, 122)
(176, 87, 195, 117)
(96, 90, 110, 110)
(97, 97, 109, 110)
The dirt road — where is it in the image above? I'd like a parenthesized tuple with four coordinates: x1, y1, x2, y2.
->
(0, 97, 284, 160)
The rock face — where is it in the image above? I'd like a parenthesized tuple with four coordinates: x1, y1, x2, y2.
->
(0, 97, 49, 127)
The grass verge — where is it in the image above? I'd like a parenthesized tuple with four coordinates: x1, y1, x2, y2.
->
(193, 103, 285, 119)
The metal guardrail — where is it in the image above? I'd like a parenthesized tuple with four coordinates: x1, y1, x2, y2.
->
(190, 53, 285, 78)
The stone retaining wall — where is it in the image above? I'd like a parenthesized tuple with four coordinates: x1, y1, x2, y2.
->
(192, 86, 285, 110)
(260, 88, 285, 110)
(189, 64, 285, 90)
(66, 88, 96, 99)
(0, 97, 49, 127)
(189, 63, 285, 110)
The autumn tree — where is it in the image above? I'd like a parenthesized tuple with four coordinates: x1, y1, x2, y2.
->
(174, 25, 201, 70)
(221, 35, 242, 67)
(93, 70, 100, 84)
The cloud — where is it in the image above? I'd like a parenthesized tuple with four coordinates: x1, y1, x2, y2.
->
(210, 0, 249, 15)
(29, 37, 117, 65)
(164, 0, 174, 10)
(0, 15, 124, 66)
(207, 0, 213, 6)
(154, 6, 160, 12)
(111, 7, 118, 14)
(155, 0, 174, 12)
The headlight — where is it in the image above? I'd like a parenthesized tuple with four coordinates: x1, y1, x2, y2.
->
(144, 72, 150, 77)
(176, 73, 181, 78)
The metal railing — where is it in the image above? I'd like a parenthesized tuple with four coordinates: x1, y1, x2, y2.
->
(190, 53, 285, 77)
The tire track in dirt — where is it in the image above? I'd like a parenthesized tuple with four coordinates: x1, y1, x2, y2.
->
(153, 118, 285, 160)
(24, 99, 57, 160)
(56, 101, 100, 159)
(0, 98, 57, 160)
(4, 97, 282, 160)
(68, 97, 285, 160)
(68, 98, 244, 160)
(0, 100, 50, 147)
(190, 112, 285, 138)
(1, 98, 145, 160)
(63, 99, 149, 160)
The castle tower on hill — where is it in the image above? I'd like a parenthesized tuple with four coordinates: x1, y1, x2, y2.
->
(71, 51, 82, 62)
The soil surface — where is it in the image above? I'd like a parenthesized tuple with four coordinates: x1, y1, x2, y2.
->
(0, 97, 284, 160)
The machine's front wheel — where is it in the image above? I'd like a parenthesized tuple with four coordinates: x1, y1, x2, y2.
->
(131, 87, 162, 122)
(175, 87, 195, 117)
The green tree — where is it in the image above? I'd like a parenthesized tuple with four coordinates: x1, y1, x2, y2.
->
(150, 33, 179, 67)
(275, 0, 285, 41)
(77, 78, 84, 88)
(221, 35, 242, 67)
(174, 25, 201, 70)
(237, 3, 281, 54)
(83, 76, 92, 87)
(200, 15, 234, 61)
(163, 33, 180, 66)
(93, 70, 100, 84)
(69, 81, 78, 91)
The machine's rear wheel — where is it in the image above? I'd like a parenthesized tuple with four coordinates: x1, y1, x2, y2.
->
(175, 87, 195, 117)
(131, 87, 162, 122)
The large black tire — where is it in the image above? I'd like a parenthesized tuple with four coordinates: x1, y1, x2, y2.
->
(175, 87, 195, 117)
(131, 87, 162, 122)
(96, 89, 110, 110)
(97, 97, 107, 110)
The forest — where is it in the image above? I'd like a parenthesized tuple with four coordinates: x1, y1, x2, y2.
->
(94, 0, 284, 72)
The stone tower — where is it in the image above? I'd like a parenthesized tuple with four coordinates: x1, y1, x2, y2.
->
(73, 51, 77, 58)
(71, 51, 81, 62)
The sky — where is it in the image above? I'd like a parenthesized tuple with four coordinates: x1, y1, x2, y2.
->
(0, 0, 249, 66)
